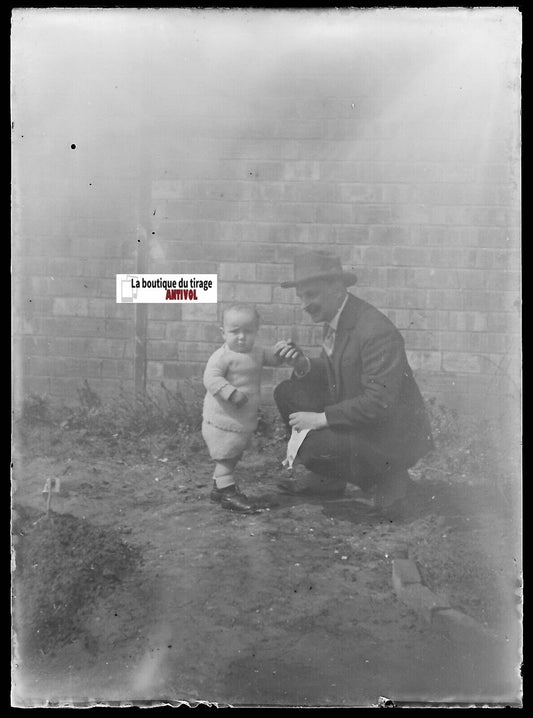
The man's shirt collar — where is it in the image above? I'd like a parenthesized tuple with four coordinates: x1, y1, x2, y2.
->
(326, 293, 349, 332)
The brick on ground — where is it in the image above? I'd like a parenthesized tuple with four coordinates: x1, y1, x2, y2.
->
(391, 558, 422, 593)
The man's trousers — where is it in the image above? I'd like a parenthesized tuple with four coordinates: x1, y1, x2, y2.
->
(274, 376, 382, 491)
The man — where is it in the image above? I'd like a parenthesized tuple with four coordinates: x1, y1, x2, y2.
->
(274, 250, 434, 517)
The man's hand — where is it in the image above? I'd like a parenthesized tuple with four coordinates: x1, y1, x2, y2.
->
(289, 411, 328, 432)
(274, 341, 309, 373)
(229, 389, 248, 407)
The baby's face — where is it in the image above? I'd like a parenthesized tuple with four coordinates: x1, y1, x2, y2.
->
(222, 309, 259, 353)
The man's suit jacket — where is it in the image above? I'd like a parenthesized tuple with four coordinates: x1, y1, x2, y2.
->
(306, 293, 434, 474)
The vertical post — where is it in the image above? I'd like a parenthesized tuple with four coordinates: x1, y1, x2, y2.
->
(133, 45, 152, 395)
(134, 188, 149, 394)
(134, 241, 148, 394)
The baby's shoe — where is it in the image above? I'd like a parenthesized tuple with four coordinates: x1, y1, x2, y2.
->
(210, 483, 259, 514)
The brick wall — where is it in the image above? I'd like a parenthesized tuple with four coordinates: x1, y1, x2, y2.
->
(13, 9, 521, 418)
(12, 13, 145, 406)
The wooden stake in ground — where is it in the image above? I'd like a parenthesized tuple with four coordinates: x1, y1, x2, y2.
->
(42, 478, 53, 517)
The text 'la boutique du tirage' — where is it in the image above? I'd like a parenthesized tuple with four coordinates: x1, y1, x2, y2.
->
(130, 277, 214, 290)
(116, 274, 218, 304)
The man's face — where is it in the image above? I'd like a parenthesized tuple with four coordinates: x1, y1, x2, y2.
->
(221, 309, 258, 353)
(296, 279, 345, 324)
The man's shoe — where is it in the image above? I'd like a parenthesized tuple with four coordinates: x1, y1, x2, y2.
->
(373, 470, 413, 519)
(278, 471, 346, 497)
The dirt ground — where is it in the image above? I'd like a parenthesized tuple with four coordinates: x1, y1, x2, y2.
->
(11, 422, 522, 707)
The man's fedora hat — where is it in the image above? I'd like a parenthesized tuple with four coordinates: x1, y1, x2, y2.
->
(281, 250, 358, 288)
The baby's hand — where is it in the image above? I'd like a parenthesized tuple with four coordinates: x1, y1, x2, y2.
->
(229, 389, 248, 407)
(274, 340, 303, 365)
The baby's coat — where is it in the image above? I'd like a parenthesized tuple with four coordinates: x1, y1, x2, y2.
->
(202, 344, 281, 459)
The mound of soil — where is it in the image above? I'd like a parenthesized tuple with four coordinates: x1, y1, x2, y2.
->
(12, 505, 143, 656)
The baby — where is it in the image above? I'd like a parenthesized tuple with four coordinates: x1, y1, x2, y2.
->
(202, 303, 298, 514)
